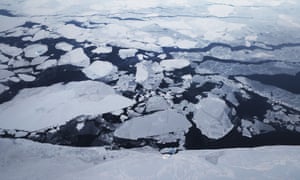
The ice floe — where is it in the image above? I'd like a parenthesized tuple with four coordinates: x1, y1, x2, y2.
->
(0, 44, 22, 57)
(119, 48, 138, 59)
(1, 138, 300, 180)
(160, 59, 190, 71)
(24, 44, 48, 58)
(0, 70, 14, 80)
(36, 59, 57, 70)
(145, 96, 169, 112)
(193, 95, 234, 139)
(59, 48, 90, 67)
(92, 46, 112, 54)
(0, 81, 134, 131)
(55, 42, 73, 52)
(30, 56, 48, 66)
(114, 109, 192, 140)
(135, 62, 148, 83)
(82, 61, 116, 80)
(18, 74, 36, 82)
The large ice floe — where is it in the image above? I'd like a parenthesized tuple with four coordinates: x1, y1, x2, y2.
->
(59, 48, 90, 67)
(193, 95, 234, 139)
(82, 61, 117, 80)
(114, 109, 191, 140)
(0, 81, 134, 131)
(1, 138, 300, 180)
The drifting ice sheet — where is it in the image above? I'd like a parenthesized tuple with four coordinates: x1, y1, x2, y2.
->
(160, 59, 190, 71)
(193, 96, 234, 139)
(82, 61, 116, 80)
(0, 81, 134, 131)
(59, 48, 90, 67)
(114, 109, 192, 140)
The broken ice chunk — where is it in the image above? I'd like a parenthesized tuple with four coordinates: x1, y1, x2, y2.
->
(82, 61, 116, 79)
(114, 109, 192, 140)
(160, 59, 190, 71)
(24, 44, 48, 58)
(59, 48, 90, 67)
(119, 48, 138, 59)
(193, 95, 234, 139)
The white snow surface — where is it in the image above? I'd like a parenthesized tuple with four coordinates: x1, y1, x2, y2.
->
(92, 46, 112, 54)
(0, 81, 134, 131)
(193, 96, 234, 139)
(36, 59, 57, 70)
(82, 61, 116, 80)
(55, 42, 73, 51)
(24, 44, 48, 58)
(119, 48, 138, 59)
(135, 62, 148, 83)
(59, 48, 90, 67)
(1, 138, 300, 180)
(160, 59, 190, 71)
(114, 109, 192, 140)
(0, 44, 22, 57)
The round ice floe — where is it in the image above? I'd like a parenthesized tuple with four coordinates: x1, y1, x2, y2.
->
(0, 44, 22, 57)
(82, 61, 116, 79)
(114, 109, 192, 140)
(193, 96, 234, 139)
(59, 48, 90, 67)
(55, 42, 73, 52)
(160, 59, 190, 71)
(24, 44, 48, 58)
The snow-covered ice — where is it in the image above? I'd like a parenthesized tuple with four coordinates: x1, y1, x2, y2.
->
(82, 61, 116, 80)
(145, 96, 169, 112)
(18, 74, 36, 82)
(114, 109, 191, 140)
(24, 44, 48, 58)
(59, 48, 90, 67)
(92, 46, 112, 54)
(0, 44, 22, 57)
(1, 138, 300, 180)
(119, 48, 138, 59)
(0, 70, 14, 80)
(135, 62, 149, 83)
(0, 81, 134, 131)
(160, 59, 190, 71)
(193, 96, 234, 139)
(55, 42, 73, 52)
(36, 59, 57, 70)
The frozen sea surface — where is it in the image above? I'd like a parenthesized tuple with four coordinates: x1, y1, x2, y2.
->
(0, 1, 300, 177)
